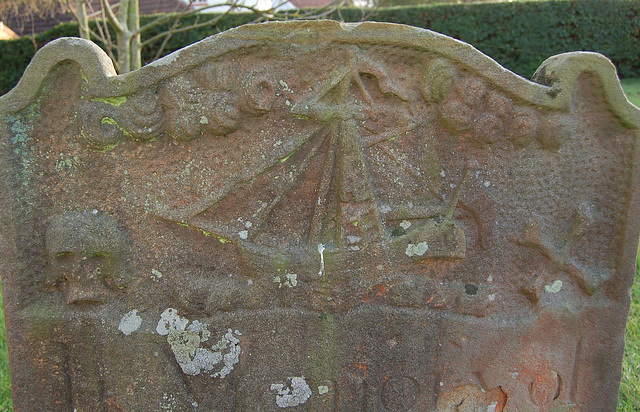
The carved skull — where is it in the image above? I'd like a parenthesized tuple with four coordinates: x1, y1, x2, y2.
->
(45, 210, 129, 305)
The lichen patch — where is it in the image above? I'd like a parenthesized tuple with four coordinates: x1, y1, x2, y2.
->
(405, 242, 429, 257)
(400, 220, 412, 230)
(118, 309, 142, 335)
(156, 308, 188, 335)
(274, 273, 298, 288)
(156, 308, 242, 378)
(545, 280, 563, 293)
(270, 377, 312, 408)
(151, 268, 163, 281)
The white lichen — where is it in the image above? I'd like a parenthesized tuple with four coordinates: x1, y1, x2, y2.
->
(157, 309, 241, 379)
(238, 230, 248, 240)
(156, 308, 189, 336)
(211, 329, 242, 379)
(118, 309, 142, 335)
(400, 220, 412, 230)
(487, 401, 499, 411)
(279, 80, 293, 93)
(188, 320, 211, 342)
(151, 268, 163, 281)
(545, 280, 563, 293)
(346, 235, 361, 244)
(285, 273, 298, 287)
(405, 242, 429, 257)
(274, 273, 298, 288)
(270, 377, 312, 408)
(318, 385, 329, 395)
(379, 204, 392, 214)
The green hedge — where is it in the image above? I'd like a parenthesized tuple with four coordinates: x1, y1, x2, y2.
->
(1, 0, 639, 96)
(354, 0, 640, 79)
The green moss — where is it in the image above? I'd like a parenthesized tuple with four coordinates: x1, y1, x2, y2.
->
(81, 127, 121, 152)
(176, 222, 230, 243)
(79, 70, 89, 92)
(91, 96, 128, 107)
(101, 117, 118, 126)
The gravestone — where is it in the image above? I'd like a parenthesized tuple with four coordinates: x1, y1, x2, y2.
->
(0, 21, 639, 411)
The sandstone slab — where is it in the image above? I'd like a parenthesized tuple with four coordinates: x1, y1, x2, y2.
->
(1, 21, 639, 411)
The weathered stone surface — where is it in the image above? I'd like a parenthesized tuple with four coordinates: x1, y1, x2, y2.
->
(0, 21, 639, 411)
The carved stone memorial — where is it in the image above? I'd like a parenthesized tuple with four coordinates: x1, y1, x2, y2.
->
(0, 21, 639, 411)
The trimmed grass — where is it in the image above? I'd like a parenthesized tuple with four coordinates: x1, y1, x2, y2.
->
(621, 78, 640, 107)
(619, 259, 640, 411)
(0, 81, 639, 410)
(0, 284, 10, 412)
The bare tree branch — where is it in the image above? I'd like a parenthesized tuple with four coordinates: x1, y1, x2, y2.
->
(141, 0, 344, 51)
(135, 0, 193, 36)
(0, 0, 65, 20)
(151, 0, 199, 60)
(101, 0, 125, 33)
(2, 0, 368, 73)
(359, 0, 383, 21)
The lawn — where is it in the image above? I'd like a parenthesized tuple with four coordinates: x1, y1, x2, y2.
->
(616, 77, 640, 408)
(0, 80, 638, 411)
(0, 284, 10, 412)
(620, 256, 640, 410)
(622, 79, 640, 108)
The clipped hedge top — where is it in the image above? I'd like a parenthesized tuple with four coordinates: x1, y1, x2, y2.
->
(1, 0, 639, 96)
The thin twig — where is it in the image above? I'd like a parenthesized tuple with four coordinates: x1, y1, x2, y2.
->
(151, 0, 198, 60)
(134, 0, 193, 36)
(101, 0, 124, 33)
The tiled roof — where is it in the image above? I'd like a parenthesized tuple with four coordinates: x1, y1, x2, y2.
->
(2, 5, 74, 37)
(2, 0, 187, 37)
(138, 0, 187, 15)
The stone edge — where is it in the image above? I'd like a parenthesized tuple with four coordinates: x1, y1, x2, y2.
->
(0, 20, 637, 128)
